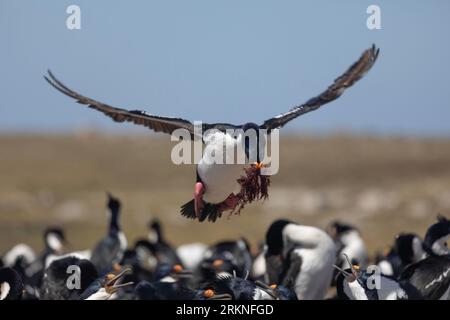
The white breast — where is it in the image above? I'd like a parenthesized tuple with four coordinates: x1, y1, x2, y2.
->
(283, 225, 336, 300)
(2, 243, 36, 267)
(339, 231, 368, 269)
(198, 131, 246, 203)
(176, 243, 208, 270)
(0, 282, 11, 300)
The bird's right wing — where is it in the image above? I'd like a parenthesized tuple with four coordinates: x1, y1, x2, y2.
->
(45, 70, 197, 137)
(261, 45, 379, 131)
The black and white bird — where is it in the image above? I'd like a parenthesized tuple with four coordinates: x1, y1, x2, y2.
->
(376, 233, 424, 277)
(140, 219, 183, 266)
(176, 242, 208, 271)
(24, 227, 67, 289)
(0, 267, 24, 300)
(423, 215, 450, 257)
(40, 256, 98, 300)
(200, 238, 253, 281)
(79, 267, 134, 300)
(397, 215, 450, 300)
(327, 221, 368, 270)
(45, 45, 379, 222)
(202, 274, 297, 300)
(264, 219, 336, 300)
(335, 263, 422, 300)
(90, 193, 128, 274)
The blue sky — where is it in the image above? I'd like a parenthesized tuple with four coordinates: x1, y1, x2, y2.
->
(1, 1, 449, 136)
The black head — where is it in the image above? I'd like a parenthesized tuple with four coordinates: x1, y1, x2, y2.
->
(44, 227, 65, 242)
(202, 239, 253, 279)
(273, 285, 298, 300)
(335, 267, 379, 300)
(0, 267, 24, 300)
(327, 221, 357, 240)
(106, 193, 122, 234)
(242, 122, 264, 164)
(152, 263, 192, 282)
(41, 256, 98, 300)
(423, 215, 450, 255)
(135, 281, 171, 300)
(202, 275, 256, 300)
(393, 233, 422, 265)
(265, 219, 292, 256)
(148, 218, 163, 243)
(107, 192, 121, 212)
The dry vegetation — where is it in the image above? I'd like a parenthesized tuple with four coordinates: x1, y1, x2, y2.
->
(1, 133, 450, 257)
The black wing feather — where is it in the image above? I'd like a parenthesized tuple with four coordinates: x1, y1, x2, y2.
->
(261, 45, 379, 131)
(45, 70, 197, 136)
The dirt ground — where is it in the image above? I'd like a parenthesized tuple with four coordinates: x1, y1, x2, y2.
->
(1, 133, 449, 257)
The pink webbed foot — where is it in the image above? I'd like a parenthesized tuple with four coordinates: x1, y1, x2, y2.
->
(194, 182, 205, 219)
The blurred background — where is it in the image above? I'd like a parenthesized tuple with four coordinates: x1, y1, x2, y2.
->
(1, 1, 449, 256)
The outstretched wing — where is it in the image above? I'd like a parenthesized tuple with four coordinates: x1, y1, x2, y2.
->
(261, 44, 379, 131)
(45, 70, 197, 136)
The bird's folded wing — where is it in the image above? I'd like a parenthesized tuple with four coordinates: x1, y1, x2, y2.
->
(261, 44, 379, 131)
(45, 70, 196, 137)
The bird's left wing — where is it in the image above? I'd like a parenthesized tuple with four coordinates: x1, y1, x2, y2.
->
(261, 44, 379, 131)
(45, 70, 197, 137)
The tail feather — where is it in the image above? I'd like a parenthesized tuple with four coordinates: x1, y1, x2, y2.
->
(180, 200, 222, 223)
(181, 199, 196, 219)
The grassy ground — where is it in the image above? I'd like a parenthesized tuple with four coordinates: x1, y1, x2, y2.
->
(1, 133, 449, 257)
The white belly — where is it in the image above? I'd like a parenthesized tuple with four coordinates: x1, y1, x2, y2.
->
(198, 161, 245, 203)
(198, 130, 246, 204)
(292, 246, 335, 300)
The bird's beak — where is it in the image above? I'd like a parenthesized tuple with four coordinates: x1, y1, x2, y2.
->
(255, 280, 280, 300)
(342, 254, 360, 279)
(254, 162, 264, 169)
(105, 268, 134, 294)
(332, 264, 357, 283)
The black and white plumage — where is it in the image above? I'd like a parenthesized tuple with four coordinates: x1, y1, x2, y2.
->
(399, 255, 450, 300)
(90, 193, 127, 274)
(200, 239, 253, 281)
(376, 233, 424, 277)
(394, 215, 450, 300)
(40, 256, 98, 300)
(264, 219, 336, 300)
(0, 267, 24, 300)
(139, 219, 183, 266)
(327, 221, 368, 270)
(176, 242, 208, 271)
(335, 264, 421, 300)
(423, 215, 450, 256)
(23, 227, 67, 289)
(45, 45, 379, 223)
(1, 244, 36, 270)
(79, 268, 133, 300)
(201, 274, 297, 300)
